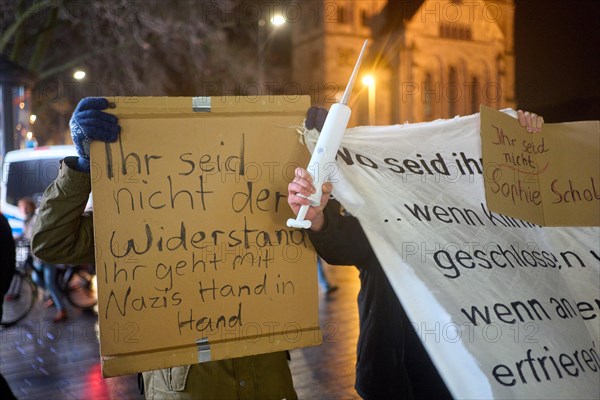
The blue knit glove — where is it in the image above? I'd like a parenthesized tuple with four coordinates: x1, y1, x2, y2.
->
(69, 97, 120, 173)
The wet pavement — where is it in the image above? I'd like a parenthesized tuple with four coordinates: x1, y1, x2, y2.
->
(1, 263, 361, 399)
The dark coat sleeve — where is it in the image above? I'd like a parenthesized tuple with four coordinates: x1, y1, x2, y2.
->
(307, 199, 375, 267)
(0, 213, 16, 296)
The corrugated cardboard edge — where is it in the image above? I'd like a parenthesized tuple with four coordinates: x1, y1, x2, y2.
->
(104, 95, 311, 115)
(95, 95, 319, 378)
(101, 326, 323, 378)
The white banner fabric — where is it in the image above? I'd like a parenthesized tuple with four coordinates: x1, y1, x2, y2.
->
(303, 112, 600, 399)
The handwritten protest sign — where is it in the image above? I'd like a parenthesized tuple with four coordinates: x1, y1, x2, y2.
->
(481, 105, 600, 226)
(90, 96, 321, 377)
(307, 111, 600, 399)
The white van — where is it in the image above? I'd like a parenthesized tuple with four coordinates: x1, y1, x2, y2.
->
(1, 145, 77, 237)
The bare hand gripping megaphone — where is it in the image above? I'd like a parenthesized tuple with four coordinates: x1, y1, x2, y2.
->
(287, 40, 368, 229)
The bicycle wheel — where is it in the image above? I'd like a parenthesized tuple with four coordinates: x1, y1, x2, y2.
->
(1, 272, 37, 327)
(65, 267, 97, 310)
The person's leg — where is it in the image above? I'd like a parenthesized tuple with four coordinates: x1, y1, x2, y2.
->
(32, 261, 45, 289)
(317, 258, 338, 294)
(317, 258, 328, 290)
(33, 260, 55, 306)
(43, 264, 67, 321)
(404, 317, 453, 399)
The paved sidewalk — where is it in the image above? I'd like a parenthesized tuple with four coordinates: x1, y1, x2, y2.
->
(1, 263, 361, 399)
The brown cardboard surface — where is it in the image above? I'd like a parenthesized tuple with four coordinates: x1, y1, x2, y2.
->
(481, 105, 600, 226)
(90, 96, 321, 377)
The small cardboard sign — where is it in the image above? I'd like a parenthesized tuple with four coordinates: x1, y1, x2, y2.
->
(90, 96, 321, 377)
(481, 105, 600, 226)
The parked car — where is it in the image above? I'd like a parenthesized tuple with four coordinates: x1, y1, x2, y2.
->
(1, 145, 77, 237)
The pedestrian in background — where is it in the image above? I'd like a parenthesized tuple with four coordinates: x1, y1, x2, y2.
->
(18, 197, 66, 322)
(317, 257, 338, 295)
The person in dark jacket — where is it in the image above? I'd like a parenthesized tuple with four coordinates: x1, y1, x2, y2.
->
(0, 212, 17, 399)
(289, 187, 452, 400)
(287, 107, 543, 399)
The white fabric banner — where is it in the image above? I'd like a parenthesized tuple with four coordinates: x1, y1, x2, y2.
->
(304, 112, 600, 399)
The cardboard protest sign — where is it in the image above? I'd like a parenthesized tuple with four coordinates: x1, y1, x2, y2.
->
(305, 112, 600, 399)
(481, 105, 600, 226)
(90, 96, 321, 377)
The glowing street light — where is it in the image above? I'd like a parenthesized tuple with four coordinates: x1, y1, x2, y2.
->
(362, 74, 376, 125)
(271, 15, 286, 26)
(362, 75, 375, 86)
(73, 70, 86, 80)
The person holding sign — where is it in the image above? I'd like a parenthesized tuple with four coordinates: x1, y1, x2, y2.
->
(287, 107, 544, 400)
(32, 98, 297, 399)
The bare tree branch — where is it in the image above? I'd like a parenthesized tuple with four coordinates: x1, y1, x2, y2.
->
(0, 0, 54, 53)
(1, 0, 284, 144)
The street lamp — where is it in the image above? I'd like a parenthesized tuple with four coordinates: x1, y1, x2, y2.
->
(73, 70, 86, 80)
(271, 14, 286, 26)
(258, 15, 286, 92)
(362, 74, 376, 125)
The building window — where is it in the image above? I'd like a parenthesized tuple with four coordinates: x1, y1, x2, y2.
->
(424, 73, 434, 118)
(338, 6, 348, 23)
(470, 76, 479, 114)
(448, 67, 458, 117)
(361, 9, 370, 27)
(347, 3, 354, 25)
(439, 23, 472, 40)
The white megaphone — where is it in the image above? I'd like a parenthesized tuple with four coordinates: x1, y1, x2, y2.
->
(287, 40, 368, 229)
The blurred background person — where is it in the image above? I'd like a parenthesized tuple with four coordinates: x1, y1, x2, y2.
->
(18, 197, 67, 322)
(317, 257, 338, 295)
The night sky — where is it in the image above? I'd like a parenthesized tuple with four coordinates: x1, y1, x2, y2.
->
(514, 0, 599, 122)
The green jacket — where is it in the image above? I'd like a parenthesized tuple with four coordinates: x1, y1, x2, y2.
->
(32, 158, 95, 265)
(32, 157, 297, 399)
